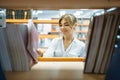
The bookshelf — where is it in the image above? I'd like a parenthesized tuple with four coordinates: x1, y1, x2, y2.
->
(5, 9, 89, 61)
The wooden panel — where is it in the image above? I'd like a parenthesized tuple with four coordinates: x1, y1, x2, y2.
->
(0, 0, 120, 9)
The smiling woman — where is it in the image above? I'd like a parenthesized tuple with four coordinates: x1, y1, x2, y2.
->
(38, 14, 86, 58)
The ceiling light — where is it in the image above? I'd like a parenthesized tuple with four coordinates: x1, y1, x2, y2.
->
(37, 10, 43, 14)
(106, 7, 117, 12)
(73, 11, 83, 16)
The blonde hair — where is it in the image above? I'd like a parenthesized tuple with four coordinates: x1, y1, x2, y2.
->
(59, 14, 77, 27)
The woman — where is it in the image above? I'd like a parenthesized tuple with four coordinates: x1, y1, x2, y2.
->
(38, 14, 86, 57)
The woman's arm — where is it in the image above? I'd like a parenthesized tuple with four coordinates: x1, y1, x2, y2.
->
(43, 38, 58, 57)
(37, 38, 59, 57)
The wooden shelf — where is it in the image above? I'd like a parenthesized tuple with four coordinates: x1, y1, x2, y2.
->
(38, 57, 85, 62)
(51, 31, 60, 33)
(6, 19, 59, 24)
(6, 19, 89, 26)
(49, 30, 88, 33)
(39, 34, 59, 39)
(78, 24, 89, 26)
(52, 23, 89, 26)
(76, 30, 88, 33)
(78, 38, 86, 41)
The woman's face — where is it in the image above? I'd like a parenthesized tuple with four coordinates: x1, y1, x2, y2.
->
(59, 19, 74, 36)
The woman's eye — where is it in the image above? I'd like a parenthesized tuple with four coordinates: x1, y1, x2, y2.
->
(59, 25, 62, 27)
(59, 24, 69, 27)
(64, 24, 69, 26)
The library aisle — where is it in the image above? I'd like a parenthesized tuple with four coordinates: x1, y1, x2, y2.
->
(4, 62, 105, 80)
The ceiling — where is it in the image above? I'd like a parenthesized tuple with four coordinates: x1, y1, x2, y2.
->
(0, 0, 120, 9)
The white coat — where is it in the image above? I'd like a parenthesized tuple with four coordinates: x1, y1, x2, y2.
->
(43, 37, 86, 57)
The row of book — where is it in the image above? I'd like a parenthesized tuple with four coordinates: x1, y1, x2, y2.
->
(6, 9, 31, 19)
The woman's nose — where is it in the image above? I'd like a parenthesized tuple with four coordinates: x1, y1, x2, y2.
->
(61, 25, 66, 28)
(61, 26, 64, 28)
(61, 27, 66, 30)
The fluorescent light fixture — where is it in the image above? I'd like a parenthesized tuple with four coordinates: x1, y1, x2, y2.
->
(101, 11, 104, 14)
(32, 11, 37, 15)
(106, 7, 117, 12)
(37, 10, 43, 14)
(73, 11, 83, 16)
(117, 35, 120, 39)
(80, 9, 89, 10)
(115, 44, 118, 48)
(93, 10, 101, 12)
(95, 13, 102, 16)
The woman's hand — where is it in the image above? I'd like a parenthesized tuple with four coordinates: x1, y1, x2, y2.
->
(36, 48, 43, 57)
